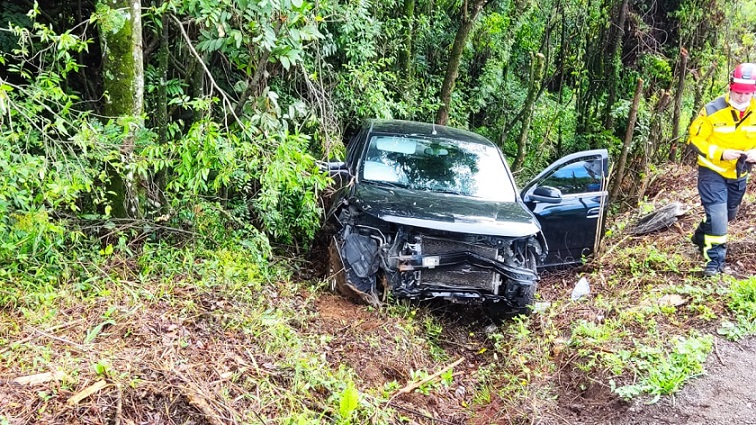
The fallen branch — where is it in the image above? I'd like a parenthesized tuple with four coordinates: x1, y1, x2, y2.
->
(68, 380, 109, 405)
(393, 357, 464, 397)
(387, 402, 458, 425)
(184, 387, 226, 425)
(32, 327, 87, 352)
(12, 371, 67, 386)
(0, 319, 85, 355)
(115, 383, 123, 425)
(601, 234, 631, 258)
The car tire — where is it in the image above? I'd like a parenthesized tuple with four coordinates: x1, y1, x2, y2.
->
(327, 236, 347, 294)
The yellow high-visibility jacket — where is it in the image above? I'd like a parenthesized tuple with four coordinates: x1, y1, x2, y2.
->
(688, 94, 756, 179)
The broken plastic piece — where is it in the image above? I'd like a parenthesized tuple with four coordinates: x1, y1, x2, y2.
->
(571, 276, 590, 300)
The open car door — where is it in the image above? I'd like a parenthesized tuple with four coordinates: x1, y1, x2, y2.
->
(520, 149, 610, 267)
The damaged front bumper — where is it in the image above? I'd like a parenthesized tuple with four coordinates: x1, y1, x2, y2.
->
(329, 227, 542, 312)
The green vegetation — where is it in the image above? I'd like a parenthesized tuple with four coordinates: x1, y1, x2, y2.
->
(719, 277, 756, 340)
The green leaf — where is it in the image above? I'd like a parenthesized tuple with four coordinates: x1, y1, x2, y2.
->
(338, 382, 359, 420)
(280, 55, 290, 71)
(84, 320, 116, 344)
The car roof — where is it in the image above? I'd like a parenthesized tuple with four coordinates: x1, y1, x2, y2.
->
(366, 119, 495, 147)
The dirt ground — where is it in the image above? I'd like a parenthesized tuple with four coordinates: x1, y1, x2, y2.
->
(540, 335, 756, 425)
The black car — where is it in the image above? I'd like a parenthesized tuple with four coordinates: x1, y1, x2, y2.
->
(324, 119, 609, 317)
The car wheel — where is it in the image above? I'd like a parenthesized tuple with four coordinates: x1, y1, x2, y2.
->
(327, 236, 347, 294)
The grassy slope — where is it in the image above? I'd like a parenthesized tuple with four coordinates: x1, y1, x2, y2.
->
(3, 164, 756, 424)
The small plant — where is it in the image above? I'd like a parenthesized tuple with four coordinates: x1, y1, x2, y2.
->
(409, 369, 433, 395)
(422, 316, 442, 341)
(92, 359, 112, 377)
(84, 319, 116, 344)
(728, 277, 756, 321)
(718, 277, 756, 340)
(612, 334, 712, 402)
(337, 381, 359, 423)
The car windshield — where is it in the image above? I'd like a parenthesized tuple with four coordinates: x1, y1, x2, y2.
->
(361, 134, 517, 202)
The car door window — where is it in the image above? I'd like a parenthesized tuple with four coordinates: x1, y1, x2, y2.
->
(345, 128, 367, 172)
(539, 158, 603, 195)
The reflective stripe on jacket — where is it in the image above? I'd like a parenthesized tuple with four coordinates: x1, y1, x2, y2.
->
(688, 95, 756, 179)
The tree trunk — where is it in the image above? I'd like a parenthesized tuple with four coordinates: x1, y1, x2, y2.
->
(511, 52, 545, 173)
(436, 0, 488, 125)
(156, 14, 168, 147)
(576, 0, 604, 136)
(556, 1, 567, 157)
(154, 12, 169, 210)
(603, 0, 629, 131)
(398, 0, 416, 79)
(99, 0, 144, 218)
(191, 51, 206, 123)
(610, 77, 643, 203)
(668, 48, 688, 162)
(233, 21, 281, 120)
(681, 61, 717, 164)
(632, 90, 671, 202)
(648, 90, 672, 162)
(690, 62, 717, 128)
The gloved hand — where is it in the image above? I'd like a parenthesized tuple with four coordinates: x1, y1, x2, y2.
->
(737, 153, 753, 177)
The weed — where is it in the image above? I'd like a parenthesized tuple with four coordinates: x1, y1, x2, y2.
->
(728, 276, 756, 321)
(612, 333, 712, 401)
(92, 359, 112, 377)
(337, 381, 359, 422)
(409, 369, 433, 394)
(622, 244, 682, 277)
(717, 276, 756, 340)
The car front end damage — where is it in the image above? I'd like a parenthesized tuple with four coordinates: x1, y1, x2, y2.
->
(329, 205, 546, 316)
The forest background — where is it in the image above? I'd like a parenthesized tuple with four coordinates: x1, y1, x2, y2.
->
(3, 0, 756, 423)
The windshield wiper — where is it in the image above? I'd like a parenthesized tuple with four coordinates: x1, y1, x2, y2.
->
(363, 179, 406, 189)
(430, 188, 465, 196)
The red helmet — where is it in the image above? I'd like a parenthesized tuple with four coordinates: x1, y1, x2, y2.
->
(730, 63, 756, 93)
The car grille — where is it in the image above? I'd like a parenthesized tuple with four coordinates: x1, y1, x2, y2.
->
(419, 237, 499, 292)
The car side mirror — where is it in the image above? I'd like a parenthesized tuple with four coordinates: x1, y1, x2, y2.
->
(318, 161, 351, 177)
(530, 185, 562, 203)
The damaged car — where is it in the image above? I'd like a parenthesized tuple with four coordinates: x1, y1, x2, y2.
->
(325, 119, 609, 317)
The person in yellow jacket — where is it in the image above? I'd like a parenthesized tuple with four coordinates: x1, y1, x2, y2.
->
(688, 63, 756, 277)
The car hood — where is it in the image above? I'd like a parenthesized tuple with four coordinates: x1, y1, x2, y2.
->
(352, 184, 540, 237)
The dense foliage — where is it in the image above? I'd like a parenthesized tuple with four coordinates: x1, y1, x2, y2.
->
(0, 0, 752, 300)
(0, 0, 751, 303)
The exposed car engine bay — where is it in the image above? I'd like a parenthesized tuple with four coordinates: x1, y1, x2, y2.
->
(329, 205, 546, 317)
